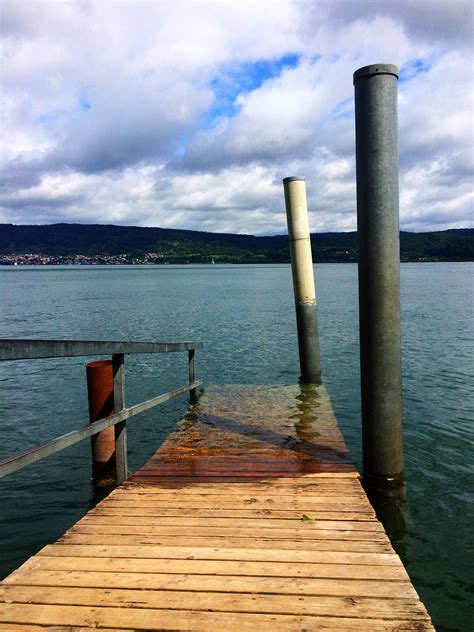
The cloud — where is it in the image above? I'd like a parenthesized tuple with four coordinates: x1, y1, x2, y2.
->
(324, 0, 473, 46)
(0, 0, 472, 234)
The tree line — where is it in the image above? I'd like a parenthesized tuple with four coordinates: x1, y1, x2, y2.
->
(0, 223, 472, 263)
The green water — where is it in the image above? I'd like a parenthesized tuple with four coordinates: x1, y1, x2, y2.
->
(0, 263, 472, 630)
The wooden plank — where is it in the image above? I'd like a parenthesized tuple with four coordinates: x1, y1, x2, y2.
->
(0, 585, 431, 620)
(56, 533, 394, 552)
(141, 450, 352, 459)
(17, 555, 408, 580)
(38, 544, 401, 565)
(126, 472, 360, 482)
(0, 604, 435, 631)
(123, 484, 360, 493)
(99, 497, 372, 508)
(104, 491, 372, 501)
(65, 525, 385, 544)
(86, 507, 377, 520)
(130, 466, 356, 476)
(66, 524, 388, 541)
(136, 455, 353, 463)
(2, 629, 136, 632)
(91, 498, 372, 509)
(120, 480, 364, 490)
(3, 570, 418, 598)
(0, 626, 136, 632)
(108, 487, 370, 497)
(89, 505, 372, 517)
(93, 503, 372, 513)
(79, 516, 383, 531)
(110, 481, 369, 491)
(100, 486, 371, 496)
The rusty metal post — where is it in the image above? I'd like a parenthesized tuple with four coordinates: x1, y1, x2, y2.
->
(354, 63, 404, 491)
(86, 360, 116, 471)
(283, 176, 321, 383)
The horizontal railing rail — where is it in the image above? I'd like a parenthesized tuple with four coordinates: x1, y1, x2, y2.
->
(0, 338, 202, 361)
(0, 381, 201, 480)
(0, 339, 203, 482)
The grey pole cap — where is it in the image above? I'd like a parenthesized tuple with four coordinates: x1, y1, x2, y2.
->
(353, 64, 398, 84)
(282, 176, 305, 184)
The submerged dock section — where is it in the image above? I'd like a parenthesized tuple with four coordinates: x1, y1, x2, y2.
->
(0, 384, 433, 630)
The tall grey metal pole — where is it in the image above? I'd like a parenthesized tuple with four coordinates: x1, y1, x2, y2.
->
(283, 177, 321, 383)
(353, 64, 404, 490)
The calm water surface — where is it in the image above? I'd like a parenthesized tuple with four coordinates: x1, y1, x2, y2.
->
(0, 263, 472, 631)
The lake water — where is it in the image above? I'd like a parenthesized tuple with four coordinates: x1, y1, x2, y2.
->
(0, 263, 472, 630)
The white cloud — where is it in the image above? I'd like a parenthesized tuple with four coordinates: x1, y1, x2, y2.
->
(0, 0, 472, 234)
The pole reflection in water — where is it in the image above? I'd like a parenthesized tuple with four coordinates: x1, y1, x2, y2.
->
(293, 381, 323, 443)
(178, 391, 204, 432)
(365, 483, 407, 555)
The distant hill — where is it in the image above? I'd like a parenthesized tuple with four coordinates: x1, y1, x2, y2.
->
(0, 223, 472, 263)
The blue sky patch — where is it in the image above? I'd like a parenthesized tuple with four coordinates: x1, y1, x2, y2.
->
(79, 91, 91, 111)
(175, 134, 190, 157)
(331, 96, 353, 121)
(399, 58, 432, 83)
(206, 53, 301, 128)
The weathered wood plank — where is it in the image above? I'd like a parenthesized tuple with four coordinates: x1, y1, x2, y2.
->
(108, 487, 370, 497)
(103, 492, 372, 502)
(16, 555, 408, 580)
(126, 472, 360, 482)
(86, 508, 376, 520)
(79, 516, 382, 531)
(56, 533, 394, 551)
(98, 482, 369, 493)
(0, 626, 136, 632)
(0, 604, 435, 631)
(38, 544, 401, 565)
(115, 482, 366, 497)
(66, 524, 388, 540)
(3, 572, 417, 598)
(0, 585, 431, 620)
(91, 497, 372, 509)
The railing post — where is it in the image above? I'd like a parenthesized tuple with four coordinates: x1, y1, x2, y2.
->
(353, 63, 404, 491)
(283, 176, 321, 384)
(188, 349, 197, 397)
(112, 353, 127, 484)
(86, 360, 116, 472)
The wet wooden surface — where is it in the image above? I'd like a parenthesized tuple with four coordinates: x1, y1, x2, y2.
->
(0, 384, 433, 630)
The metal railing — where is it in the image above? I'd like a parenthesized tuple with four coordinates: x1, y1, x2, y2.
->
(0, 339, 203, 483)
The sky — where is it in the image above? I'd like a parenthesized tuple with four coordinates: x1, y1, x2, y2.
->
(0, 0, 472, 235)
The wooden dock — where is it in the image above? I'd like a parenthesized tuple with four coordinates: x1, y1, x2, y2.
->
(0, 384, 433, 630)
